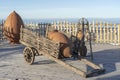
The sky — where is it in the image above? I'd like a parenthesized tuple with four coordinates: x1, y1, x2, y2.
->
(0, 0, 120, 19)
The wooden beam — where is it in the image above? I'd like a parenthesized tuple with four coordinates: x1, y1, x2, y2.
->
(81, 59, 101, 69)
(42, 51, 87, 78)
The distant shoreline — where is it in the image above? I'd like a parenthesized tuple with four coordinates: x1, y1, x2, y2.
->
(1, 18, 120, 24)
(23, 18, 120, 24)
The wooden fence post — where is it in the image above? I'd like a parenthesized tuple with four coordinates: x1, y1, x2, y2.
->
(75, 23, 77, 36)
(56, 21, 59, 31)
(103, 22, 106, 43)
(100, 21, 103, 43)
(92, 20, 95, 33)
(53, 22, 57, 30)
(107, 23, 110, 43)
(69, 23, 72, 35)
(71, 23, 74, 35)
(118, 25, 120, 45)
(114, 24, 117, 44)
(96, 21, 99, 43)
(59, 21, 63, 32)
(90, 20, 94, 33)
(65, 21, 69, 33)
(110, 23, 113, 43)
(68, 22, 70, 35)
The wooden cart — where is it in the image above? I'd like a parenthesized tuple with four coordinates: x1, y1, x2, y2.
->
(20, 24, 105, 78)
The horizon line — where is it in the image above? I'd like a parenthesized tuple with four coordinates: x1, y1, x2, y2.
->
(1, 17, 120, 20)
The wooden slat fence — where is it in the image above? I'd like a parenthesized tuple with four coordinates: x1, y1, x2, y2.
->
(51, 21, 120, 45)
(1, 20, 120, 45)
(90, 21, 120, 45)
(52, 21, 78, 36)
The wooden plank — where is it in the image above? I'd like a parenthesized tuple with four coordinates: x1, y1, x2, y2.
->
(41, 50, 87, 78)
(73, 23, 76, 36)
(22, 28, 36, 37)
(37, 38, 59, 50)
(65, 21, 69, 34)
(118, 25, 120, 45)
(106, 22, 109, 43)
(92, 20, 95, 34)
(103, 23, 106, 43)
(20, 40, 34, 47)
(114, 24, 117, 43)
(53, 22, 57, 30)
(37, 37, 60, 58)
(22, 38, 37, 45)
(22, 36, 36, 42)
(110, 23, 113, 43)
(96, 23, 99, 43)
(59, 21, 62, 31)
(100, 21, 102, 43)
(81, 59, 101, 69)
(20, 39, 37, 48)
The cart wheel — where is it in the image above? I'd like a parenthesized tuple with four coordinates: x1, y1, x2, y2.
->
(80, 46, 87, 57)
(23, 47, 35, 65)
(31, 47, 40, 56)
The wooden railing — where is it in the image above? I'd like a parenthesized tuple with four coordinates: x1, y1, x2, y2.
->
(51, 21, 120, 45)
(1, 20, 120, 45)
(51, 21, 78, 36)
(90, 21, 120, 45)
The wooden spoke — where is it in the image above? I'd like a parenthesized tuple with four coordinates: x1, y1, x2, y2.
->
(31, 47, 40, 56)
